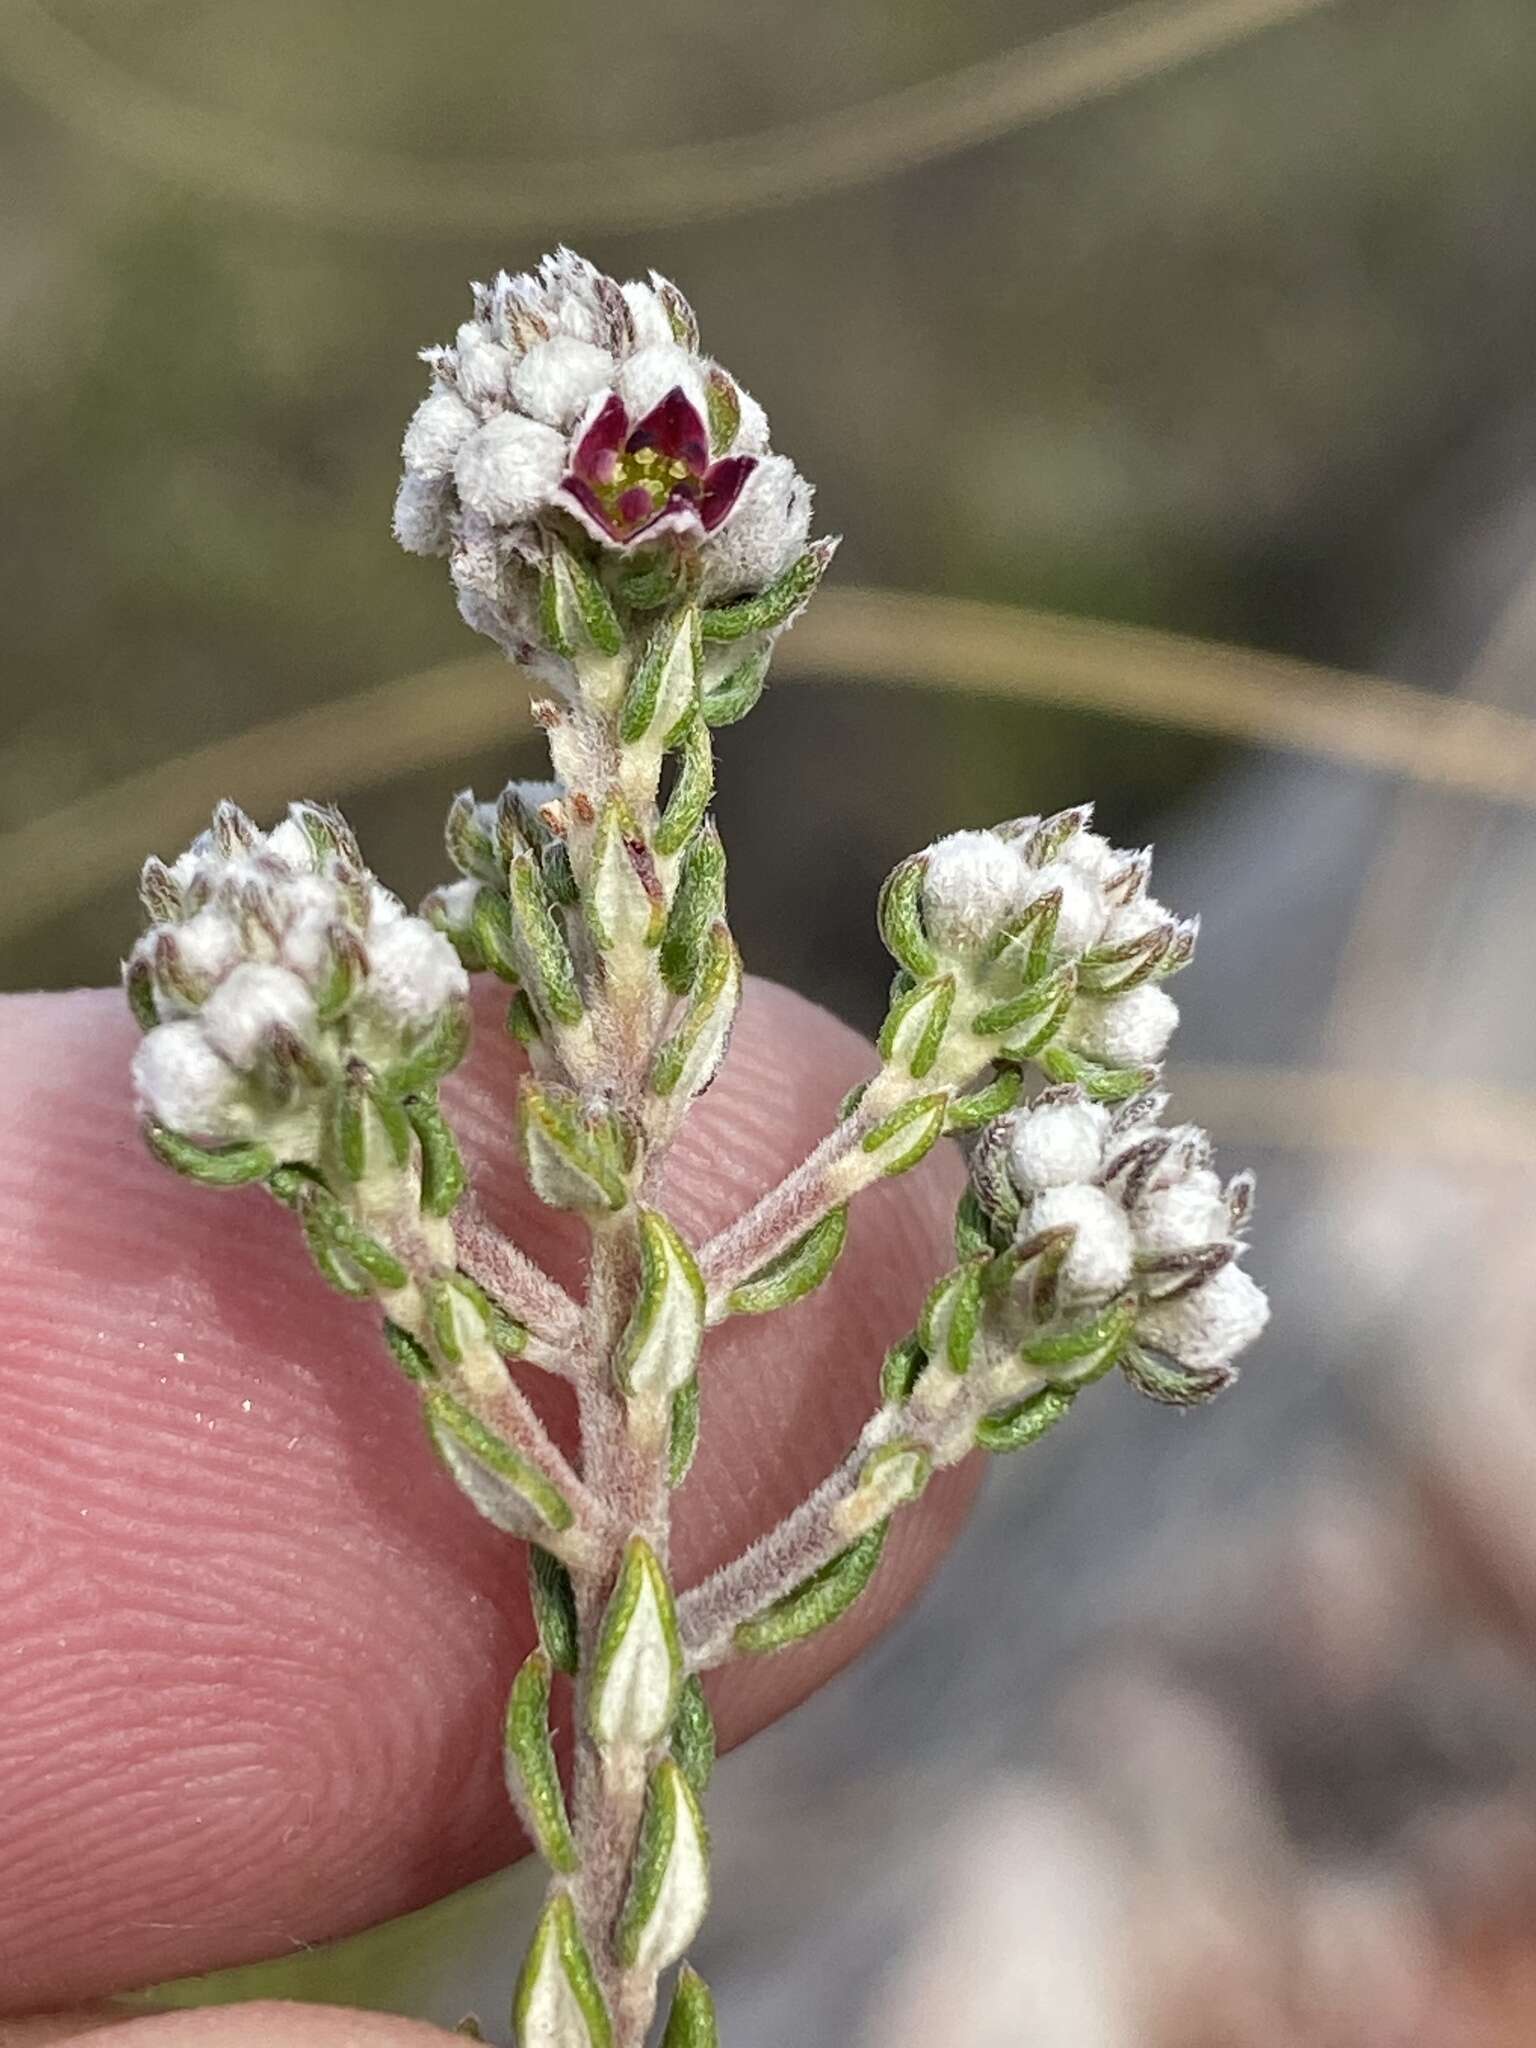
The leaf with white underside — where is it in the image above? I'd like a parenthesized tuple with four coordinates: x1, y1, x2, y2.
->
(616, 1210, 705, 1402)
(834, 1440, 932, 1539)
(585, 794, 662, 953)
(878, 975, 954, 1079)
(919, 1258, 987, 1375)
(504, 1649, 578, 1874)
(424, 1391, 573, 1538)
(587, 1537, 683, 1754)
(616, 1758, 711, 1975)
(649, 922, 740, 1102)
(513, 1891, 612, 2048)
(519, 1082, 630, 1214)
(858, 1092, 949, 1178)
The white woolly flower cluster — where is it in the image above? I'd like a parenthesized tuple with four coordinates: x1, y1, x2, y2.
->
(125, 802, 468, 1153)
(920, 806, 1198, 1075)
(393, 248, 814, 663)
(1000, 1087, 1268, 1397)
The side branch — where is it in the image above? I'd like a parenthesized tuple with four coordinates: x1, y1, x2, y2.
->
(678, 1409, 900, 1668)
(695, 1066, 930, 1321)
(454, 1195, 586, 1364)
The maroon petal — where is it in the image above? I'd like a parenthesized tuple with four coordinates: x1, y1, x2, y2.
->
(698, 455, 756, 533)
(558, 474, 629, 543)
(570, 392, 630, 486)
(630, 388, 710, 474)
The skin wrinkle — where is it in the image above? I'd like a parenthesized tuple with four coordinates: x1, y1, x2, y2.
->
(0, 978, 973, 2013)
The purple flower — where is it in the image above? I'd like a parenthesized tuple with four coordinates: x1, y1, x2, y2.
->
(559, 388, 756, 549)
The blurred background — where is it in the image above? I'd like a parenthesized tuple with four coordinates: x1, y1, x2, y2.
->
(6, 0, 1536, 2038)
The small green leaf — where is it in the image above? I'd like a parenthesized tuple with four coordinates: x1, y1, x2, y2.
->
(518, 1081, 630, 1215)
(424, 1390, 574, 1536)
(659, 823, 726, 995)
(486, 1298, 528, 1357)
(668, 1376, 701, 1490)
(918, 1258, 986, 1374)
(847, 1440, 932, 1525)
(1022, 1297, 1139, 1386)
(976, 1385, 1076, 1453)
(329, 1070, 368, 1183)
(727, 1204, 848, 1316)
(616, 550, 685, 611)
(734, 1521, 889, 1656)
(944, 1069, 1022, 1132)
(616, 1210, 706, 1403)
(649, 922, 740, 1102)
(987, 888, 1063, 987)
(972, 966, 1077, 1041)
(504, 1649, 579, 1874)
(880, 1332, 928, 1405)
(584, 794, 663, 954)
(407, 1096, 466, 1217)
(1038, 1044, 1160, 1102)
(670, 1673, 715, 1796)
(142, 1123, 275, 1187)
(124, 955, 159, 1031)
(528, 1546, 579, 1675)
(509, 852, 584, 1028)
(296, 1196, 372, 1298)
(296, 1185, 408, 1291)
(655, 716, 715, 858)
(381, 1318, 436, 1383)
(621, 607, 700, 745)
(703, 365, 741, 454)
(660, 1965, 719, 2048)
(837, 1077, 870, 1121)
(876, 855, 938, 978)
(698, 541, 836, 642)
(379, 1002, 472, 1097)
(505, 990, 542, 1047)
(877, 975, 954, 1079)
(542, 539, 623, 658)
(700, 643, 769, 727)
(861, 1093, 948, 1177)
(472, 887, 520, 985)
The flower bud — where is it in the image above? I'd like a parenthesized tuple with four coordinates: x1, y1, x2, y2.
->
(1007, 1094, 1109, 1194)
(132, 1021, 253, 1142)
(919, 830, 1027, 952)
(396, 252, 823, 683)
(1062, 983, 1179, 1066)
(1023, 1185, 1135, 1304)
(1136, 1260, 1269, 1372)
(199, 963, 317, 1071)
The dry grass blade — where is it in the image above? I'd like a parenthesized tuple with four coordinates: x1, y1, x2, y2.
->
(785, 591, 1536, 805)
(0, 0, 1345, 235)
(6, 588, 1536, 945)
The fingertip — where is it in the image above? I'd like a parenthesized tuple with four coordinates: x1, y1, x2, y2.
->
(11, 2005, 477, 2046)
